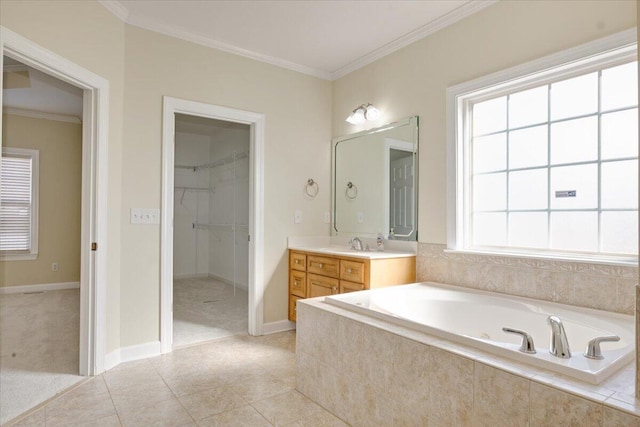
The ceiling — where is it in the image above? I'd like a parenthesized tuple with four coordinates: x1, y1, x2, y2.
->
(2, 56, 83, 120)
(99, 0, 495, 80)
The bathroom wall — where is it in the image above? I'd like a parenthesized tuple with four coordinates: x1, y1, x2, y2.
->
(332, 0, 637, 312)
(1, 0, 126, 353)
(1, 113, 81, 287)
(121, 25, 332, 346)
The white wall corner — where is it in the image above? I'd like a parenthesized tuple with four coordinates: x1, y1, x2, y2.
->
(262, 320, 296, 335)
(104, 341, 161, 371)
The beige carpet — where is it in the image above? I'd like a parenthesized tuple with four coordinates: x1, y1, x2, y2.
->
(0, 289, 83, 425)
(173, 277, 248, 348)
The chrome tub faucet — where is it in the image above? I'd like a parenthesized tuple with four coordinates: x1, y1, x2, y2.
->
(548, 315, 571, 359)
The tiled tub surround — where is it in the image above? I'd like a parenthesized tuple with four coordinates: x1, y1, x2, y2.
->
(296, 299, 640, 426)
(416, 243, 637, 315)
(324, 282, 635, 385)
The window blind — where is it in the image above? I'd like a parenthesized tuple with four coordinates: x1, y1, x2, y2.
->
(0, 155, 33, 251)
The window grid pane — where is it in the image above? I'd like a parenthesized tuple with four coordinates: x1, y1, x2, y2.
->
(469, 60, 638, 256)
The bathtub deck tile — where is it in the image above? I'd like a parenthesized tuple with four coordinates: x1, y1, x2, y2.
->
(604, 396, 640, 418)
(603, 405, 640, 427)
(428, 347, 474, 426)
(472, 362, 530, 427)
(530, 382, 603, 427)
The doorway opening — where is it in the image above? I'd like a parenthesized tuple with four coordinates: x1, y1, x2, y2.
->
(0, 27, 108, 424)
(172, 114, 250, 347)
(161, 97, 265, 354)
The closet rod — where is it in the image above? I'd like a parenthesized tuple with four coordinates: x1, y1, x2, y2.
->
(196, 151, 248, 170)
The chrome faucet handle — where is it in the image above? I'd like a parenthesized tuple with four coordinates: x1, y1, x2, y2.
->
(502, 327, 536, 354)
(584, 335, 620, 360)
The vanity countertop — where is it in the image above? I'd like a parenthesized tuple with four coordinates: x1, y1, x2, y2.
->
(287, 236, 417, 260)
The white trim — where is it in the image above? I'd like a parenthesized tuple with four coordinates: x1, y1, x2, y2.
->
(262, 320, 296, 335)
(331, 0, 497, 80)
(161, 96, 265, 355)
(104, 341, 161, 371)
(0, 281, 80, 294)
(446, 28, 638, 257)
(3, 107, 82, 124)
(1, 26, 110, 376)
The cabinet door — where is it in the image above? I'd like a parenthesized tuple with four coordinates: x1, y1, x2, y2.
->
(307, 255, 340, 278)
(340, 280, 364, 293)
(290, 251, 307, 272)
(289, 295, 302, 322)
(307, 273, 339, 298)
(340, 260, 365, 283)
(289, 270, 306, 297)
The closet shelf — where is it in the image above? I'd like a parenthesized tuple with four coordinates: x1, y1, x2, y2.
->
(175, 151, 249, 172)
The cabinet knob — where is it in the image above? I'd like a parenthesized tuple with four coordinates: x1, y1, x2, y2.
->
(332, 286, 337, 291)
(318, 263, 323, 268)
(294, 280, 299, 286)
(346, 268, 352, 273)
(295, 260, 299, 264)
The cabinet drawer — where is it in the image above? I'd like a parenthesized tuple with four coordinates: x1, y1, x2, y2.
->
(340, 280, 364, 294)
(340, 260, 365, 283)
(289, 270, 306, 297)
(289, 295, 302, 322)
(307, 256, 339, 278)
(290, 251, 307, 271)
(307, 273, 339, 298)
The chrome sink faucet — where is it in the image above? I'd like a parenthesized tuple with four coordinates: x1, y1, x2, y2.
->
(349, 237, 363, 251)
(548, 315, 571, 359)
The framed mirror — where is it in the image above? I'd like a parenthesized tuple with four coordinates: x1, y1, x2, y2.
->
(332, 116, 418, 240)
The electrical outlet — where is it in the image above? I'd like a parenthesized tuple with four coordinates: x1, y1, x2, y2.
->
(294, 210, 302, 224)
(324, 211, 331, 224)
(357, 212, 364, 223)
(52, 262, 59, 272)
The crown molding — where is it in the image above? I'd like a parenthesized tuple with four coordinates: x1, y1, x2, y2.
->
(3, 64, 28, 72)
(94, 0, 495, 82)
(97, 0, 129, 22)
(125, 13, 332, 80)
(331, 0, 498, 80)
(3, 107, 82, 124)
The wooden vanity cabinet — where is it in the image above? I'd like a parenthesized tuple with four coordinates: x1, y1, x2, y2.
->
(288, 249, 416, 321)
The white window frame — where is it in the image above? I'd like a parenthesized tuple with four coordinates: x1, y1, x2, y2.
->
(0, 147, 39, 261)
(446, 29, 638, 265)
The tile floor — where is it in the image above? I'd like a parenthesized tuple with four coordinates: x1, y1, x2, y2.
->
(0, 289, 83, 424)
(173, 278, 248, 348)
(7, 331, 349, 427)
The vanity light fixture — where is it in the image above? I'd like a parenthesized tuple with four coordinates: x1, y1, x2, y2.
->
(345, 103, 381, 125)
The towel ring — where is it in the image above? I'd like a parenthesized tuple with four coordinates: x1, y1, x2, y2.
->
(305, 178, 319, 198)
(345, 181, 358, 200)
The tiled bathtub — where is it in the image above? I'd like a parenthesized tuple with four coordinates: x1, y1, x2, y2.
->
(296, 297, 640, 426)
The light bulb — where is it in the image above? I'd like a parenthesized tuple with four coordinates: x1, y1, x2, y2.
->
(365, 104, 380, 120)
(346, 106, 366, 124)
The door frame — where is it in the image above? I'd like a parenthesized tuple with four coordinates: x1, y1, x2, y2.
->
(1, 26, 109, 375)
(160, 96, 265, 353)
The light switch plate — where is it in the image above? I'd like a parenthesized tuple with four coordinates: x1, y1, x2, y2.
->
(357, 212, 364, 223)
(131, 208, 160, 224)
(324, 211, 331, 224)
(294, 210, 302, 224)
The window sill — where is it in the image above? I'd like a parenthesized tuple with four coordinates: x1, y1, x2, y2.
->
(0, 253, 38, 261)
(443, 248, 638, 267)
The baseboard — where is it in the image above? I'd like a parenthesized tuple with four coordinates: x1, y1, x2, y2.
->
(262, 319, 296, 335)
(173, 273, 209, 280)
(104, 341, 161, 371)
(0, 281, 80, 294)
(208, 273, 248, 291)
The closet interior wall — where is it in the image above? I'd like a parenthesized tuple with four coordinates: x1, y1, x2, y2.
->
(173, 117, 250, 290)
